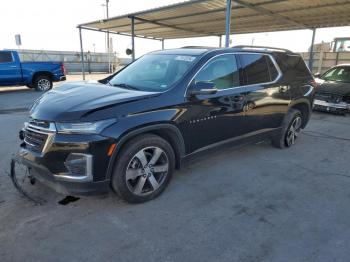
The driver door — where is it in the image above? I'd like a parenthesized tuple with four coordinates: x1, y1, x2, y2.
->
(186, 54, 248, 152)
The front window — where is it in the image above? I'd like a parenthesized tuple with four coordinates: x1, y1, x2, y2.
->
(322, 67, 350, 83)
(109, 54, 198, 92)
(194, 54, 240, 90)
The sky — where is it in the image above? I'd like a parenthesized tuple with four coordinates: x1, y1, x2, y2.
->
(1, 0, 350, 58)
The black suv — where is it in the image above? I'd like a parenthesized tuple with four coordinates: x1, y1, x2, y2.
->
(18, 46, 315, 203)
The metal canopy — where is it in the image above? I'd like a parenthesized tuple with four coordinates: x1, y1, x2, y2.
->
(79, 0, 350, 40)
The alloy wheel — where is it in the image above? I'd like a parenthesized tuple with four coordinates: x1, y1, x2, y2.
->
(125, 146, 169, 196)
(37, 79, 51, 91)
(286, 116, 302, 146)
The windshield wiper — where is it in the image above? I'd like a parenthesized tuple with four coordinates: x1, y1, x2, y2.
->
(110, 83, 140, 91)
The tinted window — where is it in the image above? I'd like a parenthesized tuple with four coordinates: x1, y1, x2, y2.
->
(240, 54, 271, 85)
(0, 52, 13, 63)
(277, 54, 310, 79)
(194, 54, 239, 90)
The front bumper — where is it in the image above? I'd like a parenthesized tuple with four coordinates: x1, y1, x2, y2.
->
(17, 149, 110, 196)
(313, 99, 349, 113)
(18, 130, 116, 196)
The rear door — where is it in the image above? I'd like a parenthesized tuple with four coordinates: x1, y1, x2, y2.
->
(238, 53, 291, 133)
(0, 51, 22, 85)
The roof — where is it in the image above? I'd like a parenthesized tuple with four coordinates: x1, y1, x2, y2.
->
(139, 46, 296, 56)
(79, 0, 350, 40)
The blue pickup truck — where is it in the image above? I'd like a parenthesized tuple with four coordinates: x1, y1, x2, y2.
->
(0, 50, 66, 91)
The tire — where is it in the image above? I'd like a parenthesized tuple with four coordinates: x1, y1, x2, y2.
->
(111, 134, 175, 203)
(272, 109, 302, 149)
(34, 75, 52, 92)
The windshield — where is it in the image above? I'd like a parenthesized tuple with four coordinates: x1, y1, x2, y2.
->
(109, 54, 198, 92)
(321, 66, 350, 83)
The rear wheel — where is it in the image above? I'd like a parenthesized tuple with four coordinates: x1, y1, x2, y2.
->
(34, 75, 52, 92)
(272, 109, 302, 148)
(111, 134, 175, 203)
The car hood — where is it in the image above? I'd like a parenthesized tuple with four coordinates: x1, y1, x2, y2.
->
(316, 79, 350, 96)
(30, 81, 159, 121)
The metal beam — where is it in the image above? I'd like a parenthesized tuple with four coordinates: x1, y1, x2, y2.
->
(78, 27, 85, 80)
(79, 26, 162, 41)
(308, 28, 316, 71)
(131, 16, 135, 61)
(132, 16, 207, 37)
(225, 0, 232, 47)
(233, 0, 308, 29)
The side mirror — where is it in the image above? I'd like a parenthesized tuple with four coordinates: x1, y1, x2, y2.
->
(188, 81, 218, 96)
(314, 72, 321, 78)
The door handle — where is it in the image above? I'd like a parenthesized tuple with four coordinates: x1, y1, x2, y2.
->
(232, 95, 244, 102)
(279, 86, 289, 93)
(10, 66, 17, 68)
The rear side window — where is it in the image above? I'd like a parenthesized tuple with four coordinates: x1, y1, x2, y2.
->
(277, 54, 311, 79)
(239, 54, 275, 85)
(0, 52, 13, 63)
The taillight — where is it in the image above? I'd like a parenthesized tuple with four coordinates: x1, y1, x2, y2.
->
(310, 79, 318, 88)
(60, 63, 66, 75)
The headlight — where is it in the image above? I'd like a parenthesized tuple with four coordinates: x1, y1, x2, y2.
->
(56, 119, 116, 134)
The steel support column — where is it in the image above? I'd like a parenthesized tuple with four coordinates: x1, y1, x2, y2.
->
(161, 39, 165, 50)
(219, 35, 222, 47)
(79, 27, 85, 80)
(131, 16, 135, 61)
(225, 0, 232, 47)
(308, 28, 316, 71)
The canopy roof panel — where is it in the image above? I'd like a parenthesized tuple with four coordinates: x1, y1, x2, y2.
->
(79, 0, 350, 39)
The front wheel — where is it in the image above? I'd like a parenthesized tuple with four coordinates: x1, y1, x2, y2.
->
(111, 134, 175, 203)
(272, 109, 302, 148)
(34, 75, 52, 92)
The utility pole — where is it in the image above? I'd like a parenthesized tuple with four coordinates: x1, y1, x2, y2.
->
(106, 0, 110, 73)
(102, 0, 111, 73)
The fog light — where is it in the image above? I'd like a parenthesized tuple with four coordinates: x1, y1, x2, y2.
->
(60, 153, 93, 181)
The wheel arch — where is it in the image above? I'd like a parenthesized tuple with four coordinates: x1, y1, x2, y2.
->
(105, 123, 186, 180)
(32, 71, 54, 84)
(289, 100, 312, 128)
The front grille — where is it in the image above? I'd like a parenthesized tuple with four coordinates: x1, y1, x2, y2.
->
(29, 119, 50, 128)
(24, 120, 55, 153)
(315, 92, 343, 103)
(24, 129, 48, 153)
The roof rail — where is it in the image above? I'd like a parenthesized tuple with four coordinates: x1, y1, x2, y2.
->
(233, 45, 293, 53)
(181, 46, 216, 49)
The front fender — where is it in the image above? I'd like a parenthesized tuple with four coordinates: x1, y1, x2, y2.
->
(101, 110, 186, 180)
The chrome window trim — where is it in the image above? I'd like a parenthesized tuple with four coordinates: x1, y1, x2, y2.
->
(185, 52, 282, 97)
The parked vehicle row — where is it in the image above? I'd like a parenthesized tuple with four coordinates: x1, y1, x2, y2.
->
(17, 46, 316, 203)
(0, 50, 66, 91)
